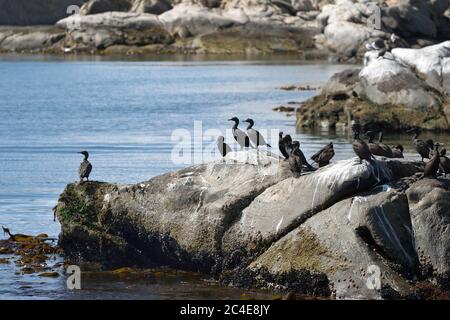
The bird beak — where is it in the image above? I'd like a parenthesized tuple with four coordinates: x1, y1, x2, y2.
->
(227, 118, 233, 121)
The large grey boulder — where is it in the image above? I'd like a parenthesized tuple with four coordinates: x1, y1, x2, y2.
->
(407, 178, 450, 288)
(221, 158, 421, 259)
(249, 189, 417, 299)
(359, 53, 442, 109)
(55, 151, 450, 297)
(0, 26, 65, 52)
(297, 41, 450, 131)
(391, 41, 450, 95)
(159, 3, 244, 37)
(57, 12, 173, 49)
(56, 150, 290, 271)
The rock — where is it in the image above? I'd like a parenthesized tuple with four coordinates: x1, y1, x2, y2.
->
(297, 41, 450, 131)
(407, 178, 450, 288)
(0, 0, 86, 25)
(56, 150, 290, 271)
(221, 158, 422, 260)
(391, 41, 450, 94)
(359, 53, 442, 109)
(55, 153, 450, 298)
(130, 0, 173, 14)
(248, 190, 416, 299)
(0, 27, 65, 53)
(80, 0, 132, 15)
(159, 3, 242, 37)
(57, 12, 173, 51)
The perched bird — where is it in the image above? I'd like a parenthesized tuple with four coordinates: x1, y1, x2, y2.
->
(291, 140, 315, 171)
(365, 131, 385, 157)
(439, 148, 450, 174)
(2, 226, 10, 237)
(228, 117, 252, 150)
(377, 131, 394, 158)
(424, 144, 441, 178)
(217, 136, 232, 161)
(311, 142, 335, 167)
(244, 118, 271, 149)
(78, 151, 93, 183)
(288, 141, 303, 178)
(352, 124, 373, 164)
(408, 128, 432, 161)
(1, 226, 30, 242)
(365, 39, 388, 58)
(278, 132, 290, 160)
(391, 144, 404, 159)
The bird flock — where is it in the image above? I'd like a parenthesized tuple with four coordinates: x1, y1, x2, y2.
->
(74, 119, 450, 183)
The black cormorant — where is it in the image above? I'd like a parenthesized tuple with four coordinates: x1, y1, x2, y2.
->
(78, 151, 92, 183)
(377, 131, 394, 158)
(440, 148, 450, 174)
(365, 131, 385, 157)
(291, 140, 315, 171)
(217, 136, 232, 161)
(228, 117, 253, 150)
(391, 144, 404, 158)
(288, 141, 302, 178)
(311, 142, 335, 167)
(352, 124, 373, 163)
(408, 128, 432, 161)
(424, 144, 441, 178)
(244, 118, 271, 149)
(278, 132, 290, 160)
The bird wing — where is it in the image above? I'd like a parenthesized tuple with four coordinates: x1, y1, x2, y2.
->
(311, 143, 332, 162)
(233, 128, 251, 148)
(79, 160, 92, 179)
(279, 140, 290, 159)
(247, 128, 268, 147)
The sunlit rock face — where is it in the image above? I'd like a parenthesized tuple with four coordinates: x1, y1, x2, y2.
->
(55, 150, 450, 298)
(297, 41, 450, 132)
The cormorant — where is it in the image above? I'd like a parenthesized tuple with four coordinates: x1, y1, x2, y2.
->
(288, 141, 302, 178)
(365, 131, 384, 157)
(311, 142, 335, 167)
(217, 136, 232, 161)
(377, 131, 393, 158)
(440, 148, 450, 174)
(78, 151, 92, 183)
(228, 117, 253, 150)
(244, 118, 271, 149)
(408, 128, 432, 161)
(391, 144, 404, 159)
(424, 144, 441, 178)
(352, 124, 373, 163)
(2, 226, 15, 241)
(278, 132, 290, 160)
(365, 34, 397, 59)
(291, 140, 315, 171)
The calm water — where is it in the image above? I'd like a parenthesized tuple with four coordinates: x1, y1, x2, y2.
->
(0, 56, 445, 299)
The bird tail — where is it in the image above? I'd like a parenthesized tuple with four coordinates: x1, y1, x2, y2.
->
(266, 144, 272, 148)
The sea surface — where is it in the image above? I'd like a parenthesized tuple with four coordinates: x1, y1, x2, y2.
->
(0, 55, 446, 299)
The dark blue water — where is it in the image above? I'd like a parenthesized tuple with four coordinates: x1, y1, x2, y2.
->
(1, 56, 402, 299)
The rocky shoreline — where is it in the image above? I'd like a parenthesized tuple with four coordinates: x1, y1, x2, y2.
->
(294, 40, 450, 131)
(1, 0, 450, 60)
(54, 150, 450, 299)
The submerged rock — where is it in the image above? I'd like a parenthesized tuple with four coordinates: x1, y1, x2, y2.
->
(55, 151, 450, 298)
